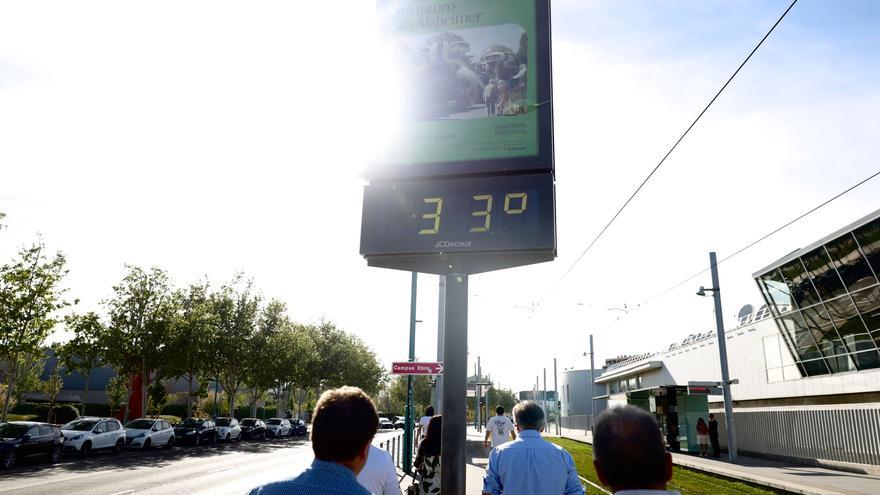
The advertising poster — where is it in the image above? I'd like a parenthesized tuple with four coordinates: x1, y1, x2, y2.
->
(376, 0, 546, 173)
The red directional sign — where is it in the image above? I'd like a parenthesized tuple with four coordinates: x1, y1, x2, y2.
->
(392, 362, 444, 375)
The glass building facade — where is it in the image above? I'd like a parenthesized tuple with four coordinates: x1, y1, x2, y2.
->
(755, 211, 880, 377)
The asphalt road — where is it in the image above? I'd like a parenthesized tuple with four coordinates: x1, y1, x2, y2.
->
(0, 431, 401, 495)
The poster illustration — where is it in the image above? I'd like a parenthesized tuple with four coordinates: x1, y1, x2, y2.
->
(377, 0, 542, 169)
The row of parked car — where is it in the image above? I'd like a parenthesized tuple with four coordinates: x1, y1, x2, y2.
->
(0, 416, 308, 470)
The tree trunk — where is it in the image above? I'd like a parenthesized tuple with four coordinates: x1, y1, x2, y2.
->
(187, 374, 193, 418)
(1, 362, 18, 423)
(141, 361, 147, 418)
(81, 369, 91, 416)
(250, 399, 257, 418)
(228, 393, 235, 418)
(124, 374, 133, 423)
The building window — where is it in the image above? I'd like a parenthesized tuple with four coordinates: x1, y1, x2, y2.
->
(756, 217, 880, 376)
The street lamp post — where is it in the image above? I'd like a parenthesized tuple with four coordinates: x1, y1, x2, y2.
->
(697, 252, 738, 463)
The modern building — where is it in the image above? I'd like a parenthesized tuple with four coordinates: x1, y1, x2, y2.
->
(558, 368, 606, 430)
(590, 208, 880, 473)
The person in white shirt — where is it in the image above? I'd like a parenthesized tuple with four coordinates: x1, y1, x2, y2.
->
(357, 444, 401, 495)
(484, 406, 516, 450)
(417, 405, 434, 443)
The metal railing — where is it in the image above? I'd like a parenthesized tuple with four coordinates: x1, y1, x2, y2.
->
(375, 428, 412, 470)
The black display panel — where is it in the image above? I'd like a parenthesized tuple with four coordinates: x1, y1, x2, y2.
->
(361, 173, 555, 257)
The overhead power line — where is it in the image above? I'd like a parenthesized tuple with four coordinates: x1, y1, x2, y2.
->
(546, 0, 800, 298)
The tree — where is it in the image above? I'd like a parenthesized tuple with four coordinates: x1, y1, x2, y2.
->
(388, 374, 433, 415)
(209, 276, 260, 416)
(0, 240, 69, 422)
(307, 321, 384, 396)
(107, 375, 128, 417)
(167, 280, 214, 418)
(42, 357, 64, 424)
(104, 265, 175, 421)
(59, 312, 107, 415)
(243, 299, 287, 417)
(146, 380, 168, 418)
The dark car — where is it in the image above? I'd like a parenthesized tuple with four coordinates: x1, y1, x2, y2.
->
(289, 419, 307, 437)
(239, 418, 266, 441)
(173, 418, 217, 446)
(0, 421, 64, 469)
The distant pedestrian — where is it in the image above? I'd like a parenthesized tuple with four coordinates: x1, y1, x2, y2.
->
(592, 405, 678, 494)
(484, 405, 516, 450)
(414, 416, 442, 494)
(357, 444, 401, 495)
(483, 79, 498, 116)
(482, 401, 584, 495)
(248, 386, 377, 495)
(417, 405, 434, 443)
(708, 413, 720, 458)
(696, 418, 709, 457)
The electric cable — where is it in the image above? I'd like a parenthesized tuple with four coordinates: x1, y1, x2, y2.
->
(545, 0, 800, 298)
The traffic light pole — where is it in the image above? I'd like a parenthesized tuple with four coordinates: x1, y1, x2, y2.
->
(441, 274, 468, 494)
(403, 272, 418, 474)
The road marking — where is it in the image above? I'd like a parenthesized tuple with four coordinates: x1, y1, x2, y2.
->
(109, 491, 135, 495)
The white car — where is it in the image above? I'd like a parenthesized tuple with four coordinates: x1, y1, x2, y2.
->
(264, 418, 291, 438)
(123, 418, 175, 449)
(60, 417, 126, 455)
(214, 417, 242, 442)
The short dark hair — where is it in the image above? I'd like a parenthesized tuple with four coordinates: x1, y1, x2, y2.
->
(495, 405, 504, 415)
(425, 405, 435, 417)
(513, 401, 544, 430)
(310, 387, 378, 462)
(593, 406, 666, 488)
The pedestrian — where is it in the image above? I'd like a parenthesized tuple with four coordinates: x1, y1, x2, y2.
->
(484, 405, 516, 450)
(357, 444, 401, 495)
(417, 405, 434, 443)
(592, 405, 678, 494)
(414, 416, 442, 494)
(496, 80, 509, 116)
(483, 79, 498, 116)
(248, 386, 377, 495)
(708, 413, 720, 458)
(696, 418, 709, 457)
(481, 401, 584, 495)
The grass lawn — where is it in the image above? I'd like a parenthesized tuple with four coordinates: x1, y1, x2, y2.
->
(548, 438, 789, 495)
(5, 413, 38, 422)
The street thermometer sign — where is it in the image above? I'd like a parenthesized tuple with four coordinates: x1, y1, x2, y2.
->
(392, 361, 445, 375)
(363, 1, 555, 492)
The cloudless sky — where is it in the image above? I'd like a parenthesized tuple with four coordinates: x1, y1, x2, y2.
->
(1, 0, 878, 393)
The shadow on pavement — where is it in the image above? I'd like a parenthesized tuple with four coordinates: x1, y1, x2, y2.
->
(0, 435, 310, 479)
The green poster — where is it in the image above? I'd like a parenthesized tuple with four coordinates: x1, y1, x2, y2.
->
(379, 0, 540, 167)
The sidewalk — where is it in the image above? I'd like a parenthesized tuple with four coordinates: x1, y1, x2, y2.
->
(559, 426, 880, 495)
(397, 427, 488, 494)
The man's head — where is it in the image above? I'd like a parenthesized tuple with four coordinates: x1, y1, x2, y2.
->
(709, 413, 715, 420)
(425, 405, 435, 417)
(495, 405, 504, 416)
(592, 406, 672, 492)
(512, 401, 544, 432)
(310, 386, 378, 474)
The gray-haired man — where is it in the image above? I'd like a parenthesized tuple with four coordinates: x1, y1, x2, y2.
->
(482, 401, 584, 495)
(593, 406, 678, 494)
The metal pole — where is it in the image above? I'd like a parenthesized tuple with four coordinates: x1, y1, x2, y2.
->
(553, 358, 559, 435)
(543, 368, 547, 428)
(589, 334, 595, 432)
(441, 274, 468, 494)
(710, 252, 738, 463)
(403, 272, 418, 473)
(477, 356, 482, 432)
(435, 276, 446, 415)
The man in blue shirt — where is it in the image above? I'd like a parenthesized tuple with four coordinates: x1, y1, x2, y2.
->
(249, 386, 378, 495)
(482, 401, 584, 495)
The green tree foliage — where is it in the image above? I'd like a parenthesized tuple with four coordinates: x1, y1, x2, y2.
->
(388, 374, 433, 415)
(210, 276, 260, 415)
(308, 321, 385, 396)
(42, 358, 64, 423)
(146, 380, 168, 418)
(244, 299, 287, 417)
(104, 265, 175, 420)
(59, 312, 107, 416)
(106, 375, 128, 416)
(0, 240, 69, 422)
(167, 280, 214, 418)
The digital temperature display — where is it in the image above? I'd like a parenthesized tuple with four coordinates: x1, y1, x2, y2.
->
(360, 173, 555, 257)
